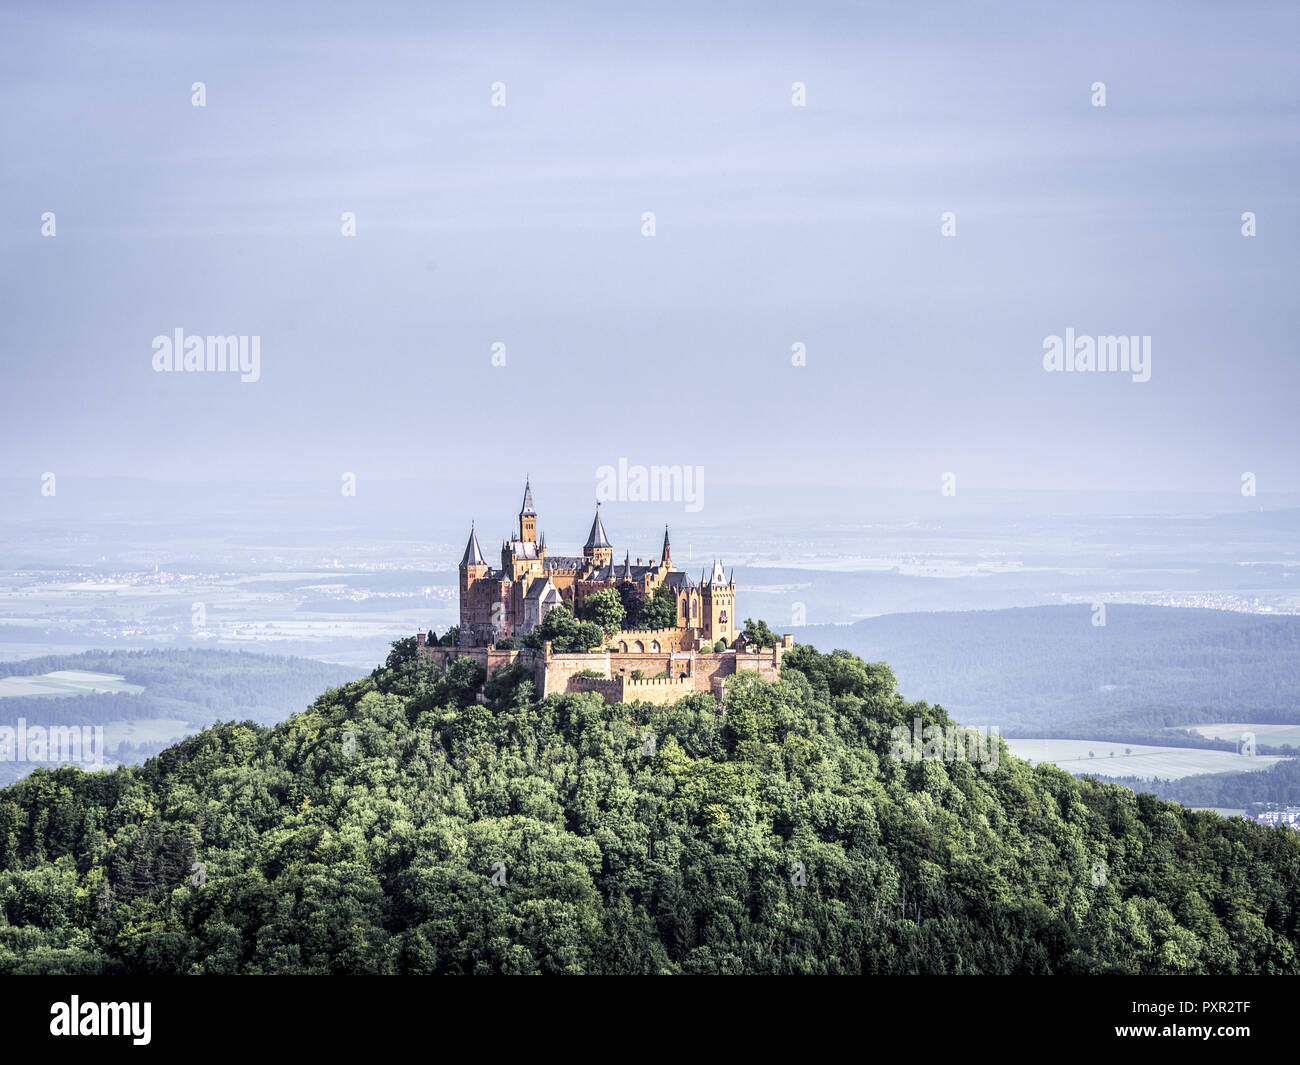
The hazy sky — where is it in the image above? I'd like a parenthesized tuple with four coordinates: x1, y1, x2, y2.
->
(2, 0, 1297, 496)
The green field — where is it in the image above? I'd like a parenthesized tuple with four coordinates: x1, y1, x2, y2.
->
(1004, 738, 1284, 781)
(1184, 723, 1300, 747)
(0, 670, 145, 698)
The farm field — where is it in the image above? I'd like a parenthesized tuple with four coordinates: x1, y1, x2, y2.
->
(1003, 738, 1285, 780)
(0, 670, 145, 698)
(1183, 723, 1300, 747)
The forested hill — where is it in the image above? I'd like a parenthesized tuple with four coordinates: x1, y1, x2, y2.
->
(1, 642, 1298, 974)
(792, 605, 1300, 734)
(0, 649, 360, 723)
(0, 649, 364, 787)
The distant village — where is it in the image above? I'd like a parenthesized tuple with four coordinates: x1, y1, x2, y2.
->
(1242, 804, 1300, 831)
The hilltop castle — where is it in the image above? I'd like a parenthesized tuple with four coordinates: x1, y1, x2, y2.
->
(416, 479, 789, 705)
(455, 478, 735, 649)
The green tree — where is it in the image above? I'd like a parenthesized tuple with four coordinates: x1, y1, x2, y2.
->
(639, 585, 677, 630)
(579, 589, 626, 636)
(523, 604, 602, 653)
(385, 637, 418, 669)
(741, 618, 778, 650)
(712, 639, 727, 653)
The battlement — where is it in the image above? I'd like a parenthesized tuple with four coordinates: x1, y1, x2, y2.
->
(607, 627, 696, 653)
(624, 674, 691, 689)
(416, 630, 791, 707)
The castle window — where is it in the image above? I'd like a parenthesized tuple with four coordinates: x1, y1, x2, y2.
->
(691, 600, 697, 617)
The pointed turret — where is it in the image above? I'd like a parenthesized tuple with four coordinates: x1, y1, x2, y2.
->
(709, 559, 726, 585)
(662, 524, 671, 564)
(518, 477, 538, 543)
(460, 525, 485, 568)
(584, 505, 611, 550)
(583, 503, 613, 567)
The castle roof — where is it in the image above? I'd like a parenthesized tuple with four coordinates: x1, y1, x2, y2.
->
(460, 526, 485, 567)
(663, 571, 695, 592)
(520, 478, 536, 516)
(525, 575, 560, 601)
(708, 559, 727, 585)
(544, 555, 585, 572)
(584, 506, 612, 549)
(510, 539, 539, 560)
(585, 562, 655, 582)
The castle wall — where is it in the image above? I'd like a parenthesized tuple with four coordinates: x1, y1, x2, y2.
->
(607, 626, 695, 654)
(538, 651, 612, 698)
(415, 616, 791, 707)
(570, 676, 623, 700)
(620, 674, 697, 705)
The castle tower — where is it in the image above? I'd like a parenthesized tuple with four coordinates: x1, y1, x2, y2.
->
(701, 559, 735, 645)
(519, 477, 537, 544)
(583, 504, 613, 568)
(661, 524, 671, 564)
(458, 525, 488, 636)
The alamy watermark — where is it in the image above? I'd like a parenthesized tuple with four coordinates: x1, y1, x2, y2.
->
(151, 328, 261, 382)
(1042, 329, 1150, 383)
(596, 459, 704, 513)
(0, 719, 105, 768)
(890, 717, 1000, 773)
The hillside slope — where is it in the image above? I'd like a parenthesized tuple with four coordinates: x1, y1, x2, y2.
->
(0, 642, 1297, 974)
(0, 649, 362, 786)
(792, 605, 1300, 734)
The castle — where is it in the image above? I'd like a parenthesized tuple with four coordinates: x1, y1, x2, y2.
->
(457, 478, 734, 648)
(416, 479, 790, 705)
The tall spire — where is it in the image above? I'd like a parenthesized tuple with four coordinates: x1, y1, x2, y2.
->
(460, 524, 485, 567)
(584, 503, 611, 549)
(518, 476, 538, 543)
(662, 524, 671, 563)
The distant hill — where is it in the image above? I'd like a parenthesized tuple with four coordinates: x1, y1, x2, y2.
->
(789, 605, 1300, 735)
(0, 649, 361, 786)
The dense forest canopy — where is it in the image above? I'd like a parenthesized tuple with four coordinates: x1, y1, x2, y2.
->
(0, 642, 1297, 974)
